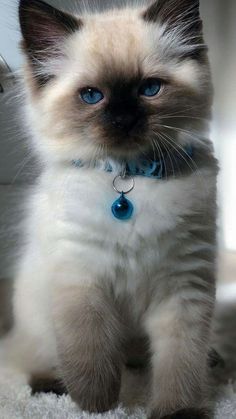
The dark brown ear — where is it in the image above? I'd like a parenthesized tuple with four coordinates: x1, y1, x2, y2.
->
(143, 0, 204, 57)
(143, 0, 201, 28)
(19, 0, 82, 66)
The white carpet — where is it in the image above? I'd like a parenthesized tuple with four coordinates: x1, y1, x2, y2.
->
(0, 284, 236, 418)
(0, 367, 236, 419)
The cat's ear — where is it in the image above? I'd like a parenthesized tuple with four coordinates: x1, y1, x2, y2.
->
(19, 0, 82, 62)
(143, 0, 202, 40)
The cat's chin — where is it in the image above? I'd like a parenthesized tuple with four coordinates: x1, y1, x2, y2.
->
(103, 144, 151, 161)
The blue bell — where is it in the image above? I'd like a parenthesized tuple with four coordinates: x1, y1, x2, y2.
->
(111, 192, 134, 221)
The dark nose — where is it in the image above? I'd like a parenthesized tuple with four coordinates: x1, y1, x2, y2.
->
(110, 113, 138, 133)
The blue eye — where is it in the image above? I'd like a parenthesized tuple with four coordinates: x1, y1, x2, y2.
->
(80, 87, 104, 104)
(139, 79, 162, 97)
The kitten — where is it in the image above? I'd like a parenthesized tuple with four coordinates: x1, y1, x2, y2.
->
(0, 0, 218, 418)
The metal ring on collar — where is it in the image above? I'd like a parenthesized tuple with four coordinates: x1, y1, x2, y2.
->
(113, 175, 135, 195)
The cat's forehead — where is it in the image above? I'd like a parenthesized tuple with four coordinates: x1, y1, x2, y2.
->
(62, 11, 200, 92)
(67, 10, 153, 80)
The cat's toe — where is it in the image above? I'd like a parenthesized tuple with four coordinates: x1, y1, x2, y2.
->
(162, 408, 210, 419)
(150, 408, 211, 419)
(30, 374, 67, 396)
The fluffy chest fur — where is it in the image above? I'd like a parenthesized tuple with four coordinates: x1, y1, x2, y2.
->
(27, 163, 216, 299)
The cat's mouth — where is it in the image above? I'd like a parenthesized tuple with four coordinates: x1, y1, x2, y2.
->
(95, 137, 156, 162)
(102, 135, 151, 158)
(98, 122, 151, 157)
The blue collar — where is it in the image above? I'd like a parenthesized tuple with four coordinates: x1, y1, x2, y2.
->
(73, 145, 193, 179)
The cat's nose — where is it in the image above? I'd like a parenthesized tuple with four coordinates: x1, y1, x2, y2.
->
(111, 114, 138, 133)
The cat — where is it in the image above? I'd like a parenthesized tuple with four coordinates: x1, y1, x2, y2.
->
(0, 0, 218, 418)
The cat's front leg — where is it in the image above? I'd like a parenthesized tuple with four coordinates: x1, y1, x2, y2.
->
(144, 289, 214, 419)
(51, 283, 124, 413)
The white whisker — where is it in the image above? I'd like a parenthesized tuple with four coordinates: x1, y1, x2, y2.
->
(11, 153, 34, 186)
(153, 137, 168, 181)
(154, 131, 208, 195)
(157, 133, 177, 179)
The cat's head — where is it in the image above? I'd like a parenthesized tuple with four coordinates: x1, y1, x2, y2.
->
(19, 0, 212, 164)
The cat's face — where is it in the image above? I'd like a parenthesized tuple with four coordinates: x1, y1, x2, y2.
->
(19, 0, 212, 164)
